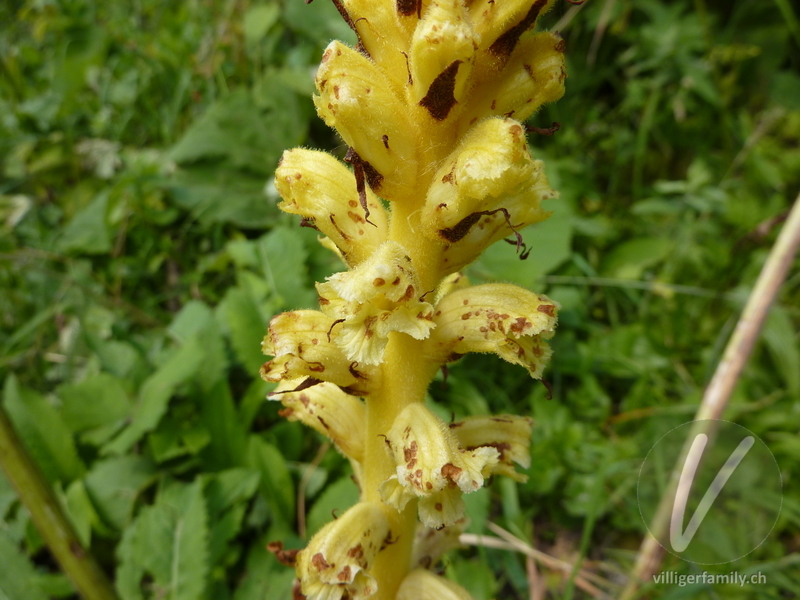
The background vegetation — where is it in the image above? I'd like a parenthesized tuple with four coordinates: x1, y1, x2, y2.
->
(1, 0, 799, 598)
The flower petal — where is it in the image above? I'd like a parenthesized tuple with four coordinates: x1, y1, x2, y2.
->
(450, 414, 533, 481)
(397, 568, 476, 600)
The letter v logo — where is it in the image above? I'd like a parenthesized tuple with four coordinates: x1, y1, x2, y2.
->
(670, 433, 755, 552)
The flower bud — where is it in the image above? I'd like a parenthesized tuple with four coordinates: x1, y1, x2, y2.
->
(427, 284, 558, 378)
(397, 569, 476, 600)
(314, 41, 418, 200)
(380, 403, 498, 528)
(450, 414, 533, 481)
(296, 502, 391, 600)
(275, 149, 388, 266)
(271, 379, 366, 462)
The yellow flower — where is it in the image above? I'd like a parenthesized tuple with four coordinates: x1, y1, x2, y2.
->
(317, 241, 436, 365)
(260, 310, 377, 395)
(421, 117, 555, 274)
(270, 379, 366, 463)
(379, 403, 498, 529)
(427, 283, 558, 379)
(450, 414, 534, 482)
(296, 502, 391, 600)
(275, 148, 388, 266)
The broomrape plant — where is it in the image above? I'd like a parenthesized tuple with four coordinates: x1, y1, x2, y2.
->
(262, 0, 566, 598)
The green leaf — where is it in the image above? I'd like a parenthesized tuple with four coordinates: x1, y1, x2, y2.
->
(258, 227, 316, 309)
(65, 480, 99, 547)
(56, 191, 112, 254)
(168, 300, 215, 343)
(2, 375, 84, 484)
(219, 287, 267, 373)
(244, 4, 280, 46)
(601, 237, 673, 279)
(200, 380, 248, 470)
(204, 469, 261, 518)
(247, 436, 294, 527)
(104, 335, 206, 454)
(0, 530, 49, 600)
(59, 373, 131, 434)
(118, 480, 209, 600)
(84, 455, 156, 531)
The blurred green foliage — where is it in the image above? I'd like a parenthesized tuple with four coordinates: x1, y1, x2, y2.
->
(0, 0, 799, 598)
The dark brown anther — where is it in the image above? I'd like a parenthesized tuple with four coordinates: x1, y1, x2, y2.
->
(292, 579, 306, 600)
(300, 217, 319, 230)
(440, 364, 450, 387)
(382, 134, 389, 149)
(327, 318, 345, 342)
(349, 361, 367, 379)
(268, 377, 324, 397)
(439, 207, 521, 245)
(332, 508, 341, 519)
(488, 0, 548, 62)
(344, 148, 378, 227)
(419, 60, 462, 121)
(525, 121, 561, 136)
(503, 236, 532, 259)
(418, 288, 435, 302)
(401, 51, 413, 84)
(378, 433, 393, 450)
(268, 541, 301, 567)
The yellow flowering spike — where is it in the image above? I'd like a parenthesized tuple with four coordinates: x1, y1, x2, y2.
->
(461, 32, 566, 130)
(296, 501, 391, 600)
(396, 569, 476, 600)
(379, 403, 498, 528)
(271, 379, 366, 462)
(450, 414, 534, 482)
(260, 310, 376, 394)
(314, 40, 418, 200)
(427, 284, 558, 378)
(315, 241, 436, 364)
(275, 149, 388, 266)
(409, 0, 475, 113)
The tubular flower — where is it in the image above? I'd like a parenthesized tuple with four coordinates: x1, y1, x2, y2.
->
(317, 241, 436, 365)
(296, 502, 391, 600)
(264, 0, 567, 597)
(379, 403, 499, 529)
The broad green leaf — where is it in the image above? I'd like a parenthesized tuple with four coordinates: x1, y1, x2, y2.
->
(218, 287, 267, 373)
(65, 480, 99, 547)
(244, 4, 280, 45)
(233, 543, 296, 600)
(200, 380, 247, 469)
(283, 0, 356, 44)
(119, 480, 209, 600)
(2, 375, 84, 484)
(59, 373, 131, 434)
(204, 469, 261, 518)
(247, 436, 294, 527)
(168, 301, 215, 343)
(257, 227, 315, 309)
(104, 335, 206, 454)
(56, 191, 111, 254)
(306, 476, 360, 537)
(0, 530, 49, 600)
(0, 471, 16, 520)
(601, 237, 673, 279)
(84, 455, 156, 531)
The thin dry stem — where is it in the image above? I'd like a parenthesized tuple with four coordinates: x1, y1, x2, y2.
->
(621, 189, 800, 599)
